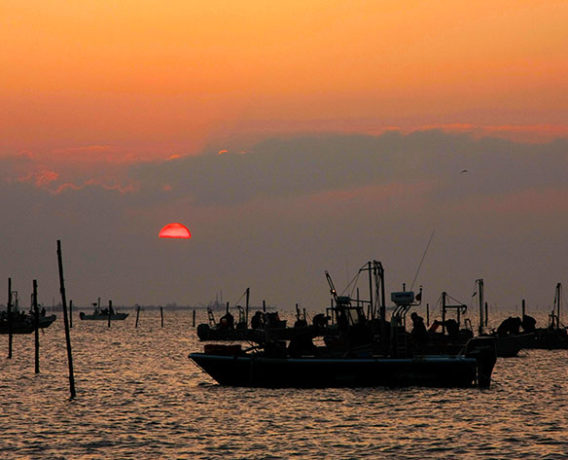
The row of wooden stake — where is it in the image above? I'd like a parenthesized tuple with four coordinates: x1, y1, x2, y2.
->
(5, 240, 199, 400)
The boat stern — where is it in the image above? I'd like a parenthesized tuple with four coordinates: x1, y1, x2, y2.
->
(464, 336, 497, 388)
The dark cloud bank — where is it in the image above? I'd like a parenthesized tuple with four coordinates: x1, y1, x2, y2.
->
(2, 130, 568, 314)
(132, 130, 567, 206)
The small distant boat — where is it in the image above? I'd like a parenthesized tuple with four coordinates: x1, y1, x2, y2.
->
(79, 311, 129, 321)
(79, 298, 129, 321)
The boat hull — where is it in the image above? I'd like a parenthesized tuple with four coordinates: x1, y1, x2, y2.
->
(424, 332, 532, 358)
(0, 315, 57, 334)
(190, 353, 483, 388)
(494, 333, 534, 357)
(196, 323, 315, 342)
(523, 328, 568, 350)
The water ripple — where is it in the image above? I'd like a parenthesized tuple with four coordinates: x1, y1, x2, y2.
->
(2, 311, 568, 459)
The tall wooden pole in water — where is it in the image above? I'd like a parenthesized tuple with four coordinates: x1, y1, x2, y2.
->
(477, 279, 484, 335)
(107, 300, 112, 328)
(135, 305, 140, 328)
(33, 279, 40, 374)
(160, 306, 164, 327)
(522, 299, 526, 318)
(7, 278, 13, 359)
(192, 309, 195, 328)
(57, 240, 76, 399)
(555, 283, 562, 329)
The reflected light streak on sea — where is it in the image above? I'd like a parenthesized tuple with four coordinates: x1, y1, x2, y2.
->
(1, 310, 567, 459)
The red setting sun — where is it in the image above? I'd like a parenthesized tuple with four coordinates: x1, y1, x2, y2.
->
(158, 223, 191, 239)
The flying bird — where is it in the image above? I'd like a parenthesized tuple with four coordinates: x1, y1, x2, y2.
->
(460, 169, 469, 174)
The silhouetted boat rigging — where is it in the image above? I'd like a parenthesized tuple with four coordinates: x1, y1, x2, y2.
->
(79, 298, 128, 321)
(190, 260, 497, 389)
(425, 280, 534, 357)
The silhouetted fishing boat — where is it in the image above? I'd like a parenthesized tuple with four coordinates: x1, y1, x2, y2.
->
(472, 279, 534, 357)
(190, 260, 497, 388)
(523, 283, 568, 350)
(196, 289, 293, 341)
(79, 298, 128, 321)
(190, 338, 495, 388)
(0, 308, 56, 334)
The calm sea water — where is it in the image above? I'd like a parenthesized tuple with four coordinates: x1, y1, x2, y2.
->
(1, 310, 567, 459)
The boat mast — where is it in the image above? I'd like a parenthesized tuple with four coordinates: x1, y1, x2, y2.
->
(367, 261, 373, 319)
(476, 279, 484, 335)
(372, 260, 386, 346)
(442, 291, 447, 334)
(245, 287, 250, 326)
(374, 260, 386, 322)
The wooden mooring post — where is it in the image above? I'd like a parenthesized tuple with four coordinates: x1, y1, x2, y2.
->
(107, 300, 112, 328)
(192, 309, 196, 327)
(33, 280, 40, 374)
(135, 305, 141, 328)
(160, 306, 164, 327)
(7, 278, 13, 359)
(57, 240, 76, 399)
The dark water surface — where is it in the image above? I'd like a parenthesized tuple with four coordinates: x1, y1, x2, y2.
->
(1, 311, 567, 459)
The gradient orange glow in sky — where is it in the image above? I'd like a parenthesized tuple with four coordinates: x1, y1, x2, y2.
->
(2, 0, 567, 162)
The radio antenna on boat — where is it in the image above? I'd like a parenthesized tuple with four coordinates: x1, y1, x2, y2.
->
(410, 229, 435, 290)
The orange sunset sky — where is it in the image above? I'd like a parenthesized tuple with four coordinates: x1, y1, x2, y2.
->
(2, 0, 567, 164)
(2, 1, 568, 308)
